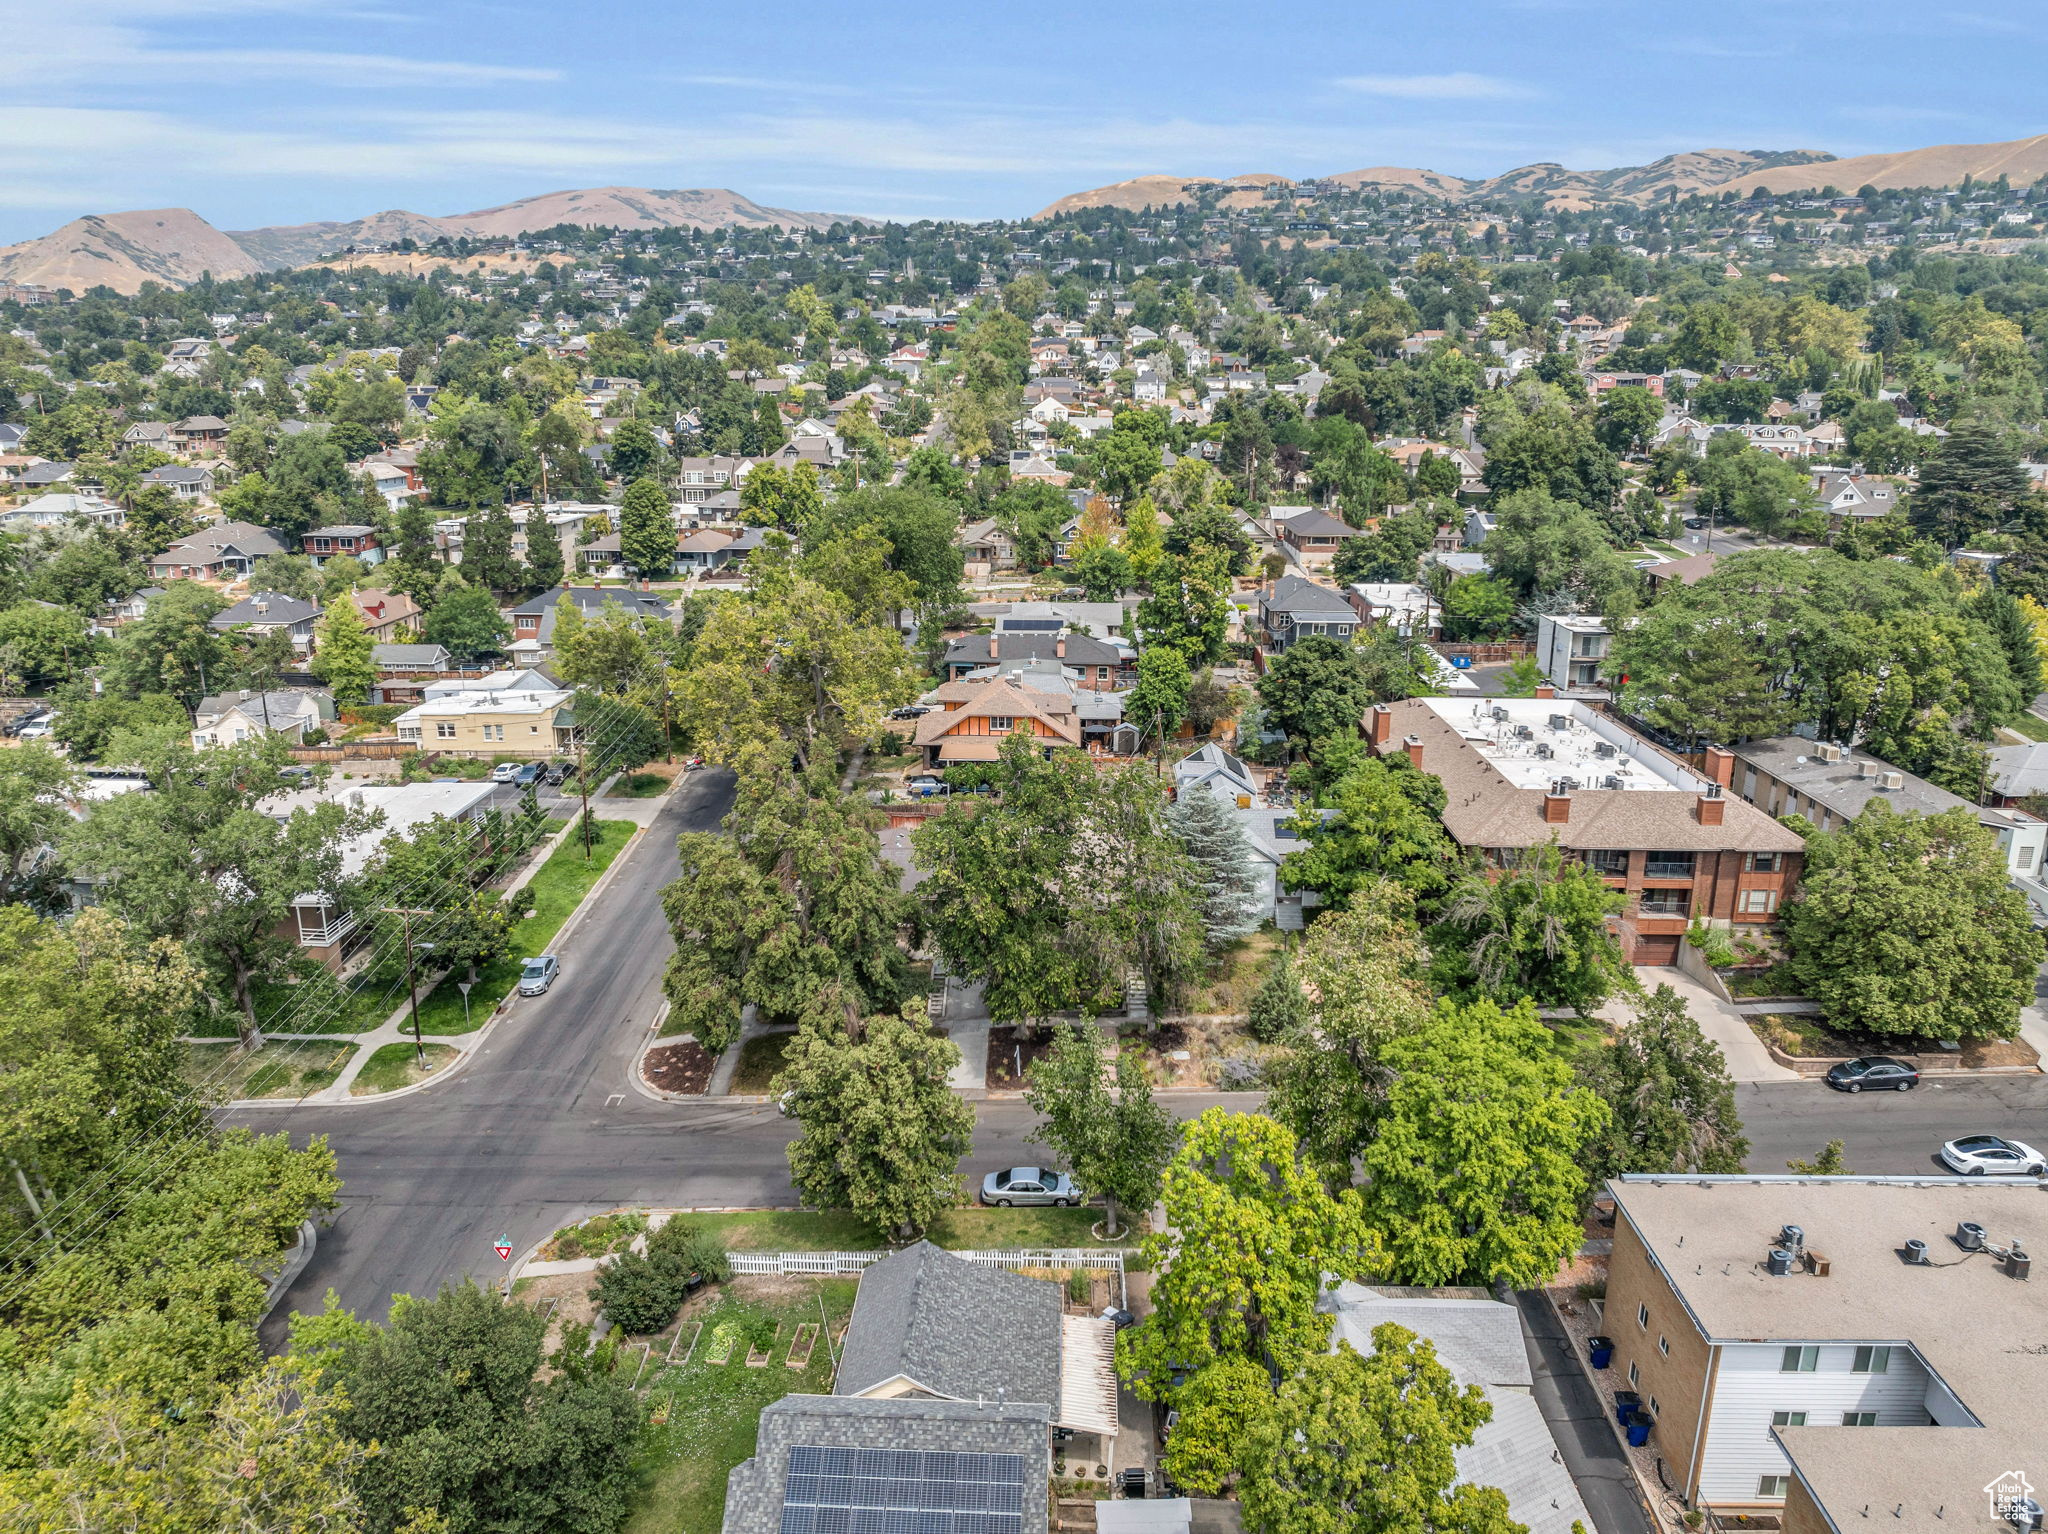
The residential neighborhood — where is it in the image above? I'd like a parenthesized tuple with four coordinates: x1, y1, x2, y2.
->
(5, 15, 2048, 1534)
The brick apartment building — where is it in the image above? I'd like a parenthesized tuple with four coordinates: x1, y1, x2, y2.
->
(1603, 1175, 2044, 1529)
(1365, 696, 1804, 962)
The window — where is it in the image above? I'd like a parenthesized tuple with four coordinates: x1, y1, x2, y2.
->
(988, 716, 1015, 731)
(1745, 851, 1782, 874)
(1640, 889, 1690, 917)
(1758, 1477, 1790, 1499)
(1771, 1411, 1808, 1428)
(1852, 1346, 1891, 1374)
(1586, 849, 1629, 876)
(1644, 851, 1696, 880)
(1648, 1397, 1660, 1418)
(1781, 1346, 1819, 1373)
(436, 722, 457, 740)
(1738, 889, 1779, 915)
(2022, 845, 2038, 871)
(1637, 1302, 1650, 1330)
(1658, 1336, 1670, 1357)
(1627, 1361, 1639, 1387)
(1842, 1411, 1877, 1427)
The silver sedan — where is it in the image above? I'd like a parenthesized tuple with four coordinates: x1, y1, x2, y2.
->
(979, 1167, 1081, 1207)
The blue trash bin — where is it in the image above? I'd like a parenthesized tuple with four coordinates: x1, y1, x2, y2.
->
(1589, 1336, 1614, 1369)
(1613, 1390, 1640, 1426)
(1626, 1411, 1654, 1448)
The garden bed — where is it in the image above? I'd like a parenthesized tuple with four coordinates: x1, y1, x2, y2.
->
(1176, 929, 1282, 1016)
(1748, 1013, 2040, 1074)
(985, 1029, 1061, 1089)
(538, 1209, 649, 1262)
(1119, 1017, 1271, 1090)
(643, 1040, 715, 1095)
(656, 1206, 1130, 1253)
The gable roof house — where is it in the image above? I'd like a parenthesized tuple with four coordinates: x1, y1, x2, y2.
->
(303, 524, 382, 566)
(349, 588, 422, 641)
(721, 1242, 1118, 1534)
(139, 463, 215, 501)
(941, 629, 1129, 690)
(208, 592, 321, 652)
(1257, 575, 1357, 654)
(1, 492, 125, 530)
(192, 688, 334, 748)
(506, 585, 673, 663)
(913, 675, 1084, 767)
(958, 518, 1019, 570)
(148, 520, 284, 582)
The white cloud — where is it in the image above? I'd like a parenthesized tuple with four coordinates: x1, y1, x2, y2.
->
(1334, 72, 1536, 101)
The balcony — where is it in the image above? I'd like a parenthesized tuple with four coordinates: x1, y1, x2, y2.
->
(1643, 857, 1697, 881)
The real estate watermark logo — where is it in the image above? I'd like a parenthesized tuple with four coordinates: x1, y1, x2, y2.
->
(1986, 1470, 2035, 1523)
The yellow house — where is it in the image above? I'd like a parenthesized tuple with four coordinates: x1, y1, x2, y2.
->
(393, 687, 575, 758)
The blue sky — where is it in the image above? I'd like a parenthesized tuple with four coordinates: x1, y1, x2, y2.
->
(2, 0, 2043, 242)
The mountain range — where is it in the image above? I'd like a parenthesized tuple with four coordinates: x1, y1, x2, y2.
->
(1030, 133, 2048, 218)
(0, 186, 858, 296)
(5, 131, 2046, 296)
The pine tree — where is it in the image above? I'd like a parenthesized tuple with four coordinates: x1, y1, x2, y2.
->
(1974, 587, 2043, 703)
(1644, 619, 1794, 745)
(1245, 944, 1307, 1041)
(309, 595, 375, 708)
(620, 477, 674, 580)
(1166, 786, 1265, 948)
(524, 508, 565, 594)
(1909, 421, 2032, 547)
(461, 503, 519, 593)
(1583, 983, 1749, 1178)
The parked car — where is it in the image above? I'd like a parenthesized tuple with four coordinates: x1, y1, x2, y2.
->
(1100, 1307, 1136, 1330)
(490, 762, 524, 784)
(16, 713, 55, 740)
(907, 776, 950, 798)
(277, 764, 316, 785)
(979, 1167, 1080, 1207)
(542, 758, 572, 785)
(512, 762, 543, 788)
(517, 954, 560, 996)
(1683, 516, 1709, 530)
(888, 704, 934, 720)
(1938, 1135, 2046, 1176)
(5, 708, 50, 738)
(1824, 1056, 1919, 1093)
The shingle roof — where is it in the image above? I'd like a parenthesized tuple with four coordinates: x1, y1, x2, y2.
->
(833, 1242, 1063, 1408)
(943, 632, 1120, 670)
(1261, 575, 1355, 619)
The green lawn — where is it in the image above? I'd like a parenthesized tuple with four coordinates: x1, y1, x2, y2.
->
(182, 1039, 354, 1100)
(2003, 713, 2048, 743)
(609, 771, 669, 798)
(350, 1040, 460, 1094)
(627, 1278, 856, 1534)
(659, 1205, 1131, 1253)
(413, 819, 637, 1034)
(730, 1032, 794, 1093)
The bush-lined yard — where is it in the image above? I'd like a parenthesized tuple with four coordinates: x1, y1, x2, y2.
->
(658, 1205, 1133, 1253)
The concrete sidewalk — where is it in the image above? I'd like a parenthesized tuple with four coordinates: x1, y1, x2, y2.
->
(1602, 967, 1801, 1083)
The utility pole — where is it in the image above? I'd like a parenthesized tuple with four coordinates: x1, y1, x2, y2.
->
(382, 906, 436, 1065)
(576, 735, 592, 858)
(660, 675, 673, 764)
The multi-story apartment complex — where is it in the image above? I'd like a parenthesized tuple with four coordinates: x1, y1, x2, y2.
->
(1603, 1175, 2045, 1531)
(1365, 697, 1804, 962)
(393, 687, 574, 758)
(1535, 613, 1612, 693)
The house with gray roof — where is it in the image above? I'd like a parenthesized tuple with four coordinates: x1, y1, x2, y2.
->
(209, 592, 321, 652)
(1320, 1281, 1592, 1534)
(1255, 575, 1357, 654)
(942, 629, 1131, 690)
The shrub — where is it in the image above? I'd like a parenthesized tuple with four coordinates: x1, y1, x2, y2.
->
(593, 1250, 683, 1335)
(648, 1218, 730, 1284)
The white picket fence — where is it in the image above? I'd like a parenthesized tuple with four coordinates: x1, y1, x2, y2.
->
(726, 1248, 1126, 1277)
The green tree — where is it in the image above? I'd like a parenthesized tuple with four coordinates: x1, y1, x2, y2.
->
(1069, 534, 1132, 602)
(1481, 487, 1637, 614)
(524, 509, 565, 592)
(460, 502, 522, 593)
(779, 1009, 974, 1238)
(1239, 1328, 1515, 1534)
(1333, 505, 1436, 585)
(1910, 421, 2033, 548)
(1783, 801, 2039, 1039)
(62, 737, 378, 1044)
(619, 476, 675, 580)
(0, 744, 75, 907)
(1594, 384, 1664, 456)
(1282, 750, 1456, 915)
(1639, 617, 1794, 745)
(1432, 840, 1628, 1010)
(1788, 1139, 1851, 1175)
(663, 752, 909, 1052)
(309, 594, 375, 707)
(1162, 1355, 1274, 1497)
(1135, 547, 1233, 665)
(1165, 786, 1266, 948)
(1361, 997, 1609, 1287)
(607, 416, 665, 482)
(1439, 575, 1516, 642)
(1583, 983, 1749, 1178)
(1264, 883, 1435, 1184)
(422, 581, 510, 661)
(292, 1282, 642, 1534)
(1246, 943, 1308, 1042)
(1023, 1025, 1175, 1236)
(1120, 1110, 1375, 1405)
(0, 603, 90, 690)
(1257, 635, 1372, 748)
(912, 736, 1203, 1024)
(1129, 643, 1193, 743)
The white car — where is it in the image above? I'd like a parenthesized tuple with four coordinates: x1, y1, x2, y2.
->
(490, 762, 523, 784)
(1939, 1135, 2046, 1177)
(517, 954, 559, 996)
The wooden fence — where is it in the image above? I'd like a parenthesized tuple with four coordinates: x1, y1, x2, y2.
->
(289, 737, 418, 762)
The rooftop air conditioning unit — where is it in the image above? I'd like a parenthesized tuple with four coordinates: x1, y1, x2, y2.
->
(1879, 770, 1904, 789)
(1514, 724, 1533, 739)
(1818, 743, 1844, 763)
(1602, 775, 1623, 790)
(1594, 742, 1617, 759)
(1534, 743, 1553, 759)
(1490, 706, 1509, 723)
(1856, 760, 1877, 778)
(1548, 714, 1570, 731)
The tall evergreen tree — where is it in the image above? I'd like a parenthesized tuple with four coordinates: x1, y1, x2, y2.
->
(460, 502, 520, 593)
(1165, 786, 1266, 948)
(1583, 983, 1749, 1178)
(524, 508, 565, 593)
(1910, 421, 2032, 547)
(1974, 586, 2044, 704)
(1641, 617, 1795, 745)
(620, 476, 675, 580)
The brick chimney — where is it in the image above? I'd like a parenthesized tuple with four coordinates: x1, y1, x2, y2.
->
(1402, 734, 1425, 771)
(1697, 784, 1726, 825)
(1055, 632, 1066, 659)
(1369, 702, 1393, 748)
(1542, 789, 1571, 823)
(988, 634, 999, 659)
(1703, 746, 1735, 788)
(1534, 681, 1556, 699)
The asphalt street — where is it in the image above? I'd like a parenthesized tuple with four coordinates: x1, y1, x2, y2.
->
(234, 769, 2048, 1340)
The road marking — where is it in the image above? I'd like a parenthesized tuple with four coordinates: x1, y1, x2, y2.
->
(606, 1094, 624, 1107)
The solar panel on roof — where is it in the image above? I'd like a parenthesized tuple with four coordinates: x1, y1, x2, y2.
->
(781, 1446, 1027, 1534)
(1003, 619, 1063, 632)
